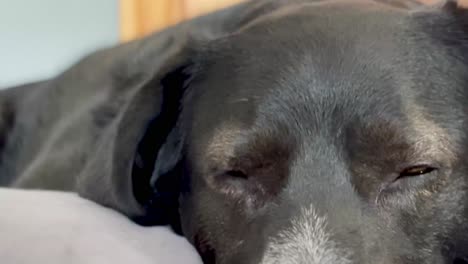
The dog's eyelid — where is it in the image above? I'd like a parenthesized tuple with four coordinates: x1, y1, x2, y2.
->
(398, 164, 438, 178)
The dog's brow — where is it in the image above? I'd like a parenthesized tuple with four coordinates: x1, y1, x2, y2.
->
(205, 124, 245, 168)
(405, 105, 456, 163)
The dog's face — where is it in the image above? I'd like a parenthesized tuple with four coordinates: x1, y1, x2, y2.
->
(133, 1, 468, 263)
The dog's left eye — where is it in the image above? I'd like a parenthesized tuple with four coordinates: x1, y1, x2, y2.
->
(398, 165, 437, 178)
(378, 164, 439, 203)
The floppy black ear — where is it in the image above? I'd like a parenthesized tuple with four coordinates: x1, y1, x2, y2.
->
(130, 62, 193, 230)
(77, 47, 195, 230)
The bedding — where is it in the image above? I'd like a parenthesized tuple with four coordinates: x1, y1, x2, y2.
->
(0, 188, 202, 264)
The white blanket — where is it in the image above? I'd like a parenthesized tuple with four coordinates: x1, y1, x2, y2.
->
(0, 188, 202, 264)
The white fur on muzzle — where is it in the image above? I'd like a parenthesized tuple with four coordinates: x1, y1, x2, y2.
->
(261, 205, 352, 264)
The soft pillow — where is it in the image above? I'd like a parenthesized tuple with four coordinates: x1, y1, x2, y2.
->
(0, 188, 202, 264)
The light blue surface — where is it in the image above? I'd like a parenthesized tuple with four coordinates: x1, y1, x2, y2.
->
(0, 0, 119, 88)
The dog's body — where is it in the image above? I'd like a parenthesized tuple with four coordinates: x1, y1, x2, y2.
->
(1, 0, 468, 263)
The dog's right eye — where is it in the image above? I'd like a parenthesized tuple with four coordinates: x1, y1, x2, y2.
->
(208, 169, 257, 203)
(207, 164, 286, 209)
(224, 170, 249, 180)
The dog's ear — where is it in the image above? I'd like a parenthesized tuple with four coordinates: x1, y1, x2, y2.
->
(442, 0, 468, 10)
(432, 0, 468, 66)
(130, 58, 193, 230)
(77, 44, 196, 230)
(410, 0, 468, 61)
(440, 0, 468, 22)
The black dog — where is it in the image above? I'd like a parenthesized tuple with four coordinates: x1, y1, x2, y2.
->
(1, 0, 468, 263)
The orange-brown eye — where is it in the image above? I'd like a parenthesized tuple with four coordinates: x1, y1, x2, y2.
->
(399, 165, 436, 178)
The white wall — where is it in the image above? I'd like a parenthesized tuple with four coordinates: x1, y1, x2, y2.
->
(0, 0, 119, 88)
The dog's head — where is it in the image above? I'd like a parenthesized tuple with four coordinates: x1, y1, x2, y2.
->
(84, 0, 468, 263)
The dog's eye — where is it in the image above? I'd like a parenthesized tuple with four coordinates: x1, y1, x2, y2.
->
(225, 170, 249, 180)
(398, 165, 436, 178)
(378, 164, 440, 204)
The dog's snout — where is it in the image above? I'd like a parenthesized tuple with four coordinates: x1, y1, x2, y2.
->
(260, 205, 352, 264)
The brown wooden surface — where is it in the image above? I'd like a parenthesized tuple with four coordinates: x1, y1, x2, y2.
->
(120, 0, 244, 42)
